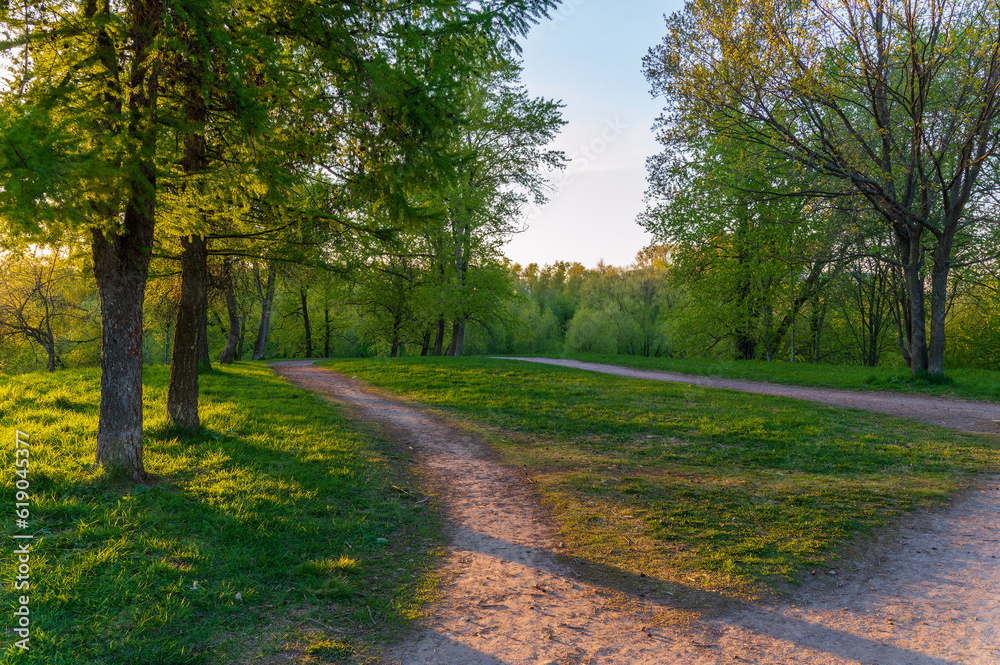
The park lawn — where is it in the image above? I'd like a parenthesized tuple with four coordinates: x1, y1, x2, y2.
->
(0, 363, 443, 665)
(562, 352, 1000, 402)
(320, 356, 1000, 600)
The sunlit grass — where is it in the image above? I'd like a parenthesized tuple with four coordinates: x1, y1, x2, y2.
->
(320, 356, 1000, 599)
(0, 363, 443, 664)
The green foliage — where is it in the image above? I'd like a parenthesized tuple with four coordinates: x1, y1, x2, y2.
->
(0, 363, 442, 663)
(644, 0, 1000, 375)
(564, 308, 617, 354)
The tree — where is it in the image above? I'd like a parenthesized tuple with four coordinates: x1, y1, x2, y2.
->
(568, 256, 675, 357)
(641, 134, 842, 361)
(0, 251, 96, 371)
(647, 0, 1000, 375)
(252, 260, 278, 360)
(216, 257, 243, 364)
(0, 0, 561, 478)
(0, 0, 169, 479)
(426, 55, 566, 355)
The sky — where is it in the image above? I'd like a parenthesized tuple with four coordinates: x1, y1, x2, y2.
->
(502, 0, 686, 270)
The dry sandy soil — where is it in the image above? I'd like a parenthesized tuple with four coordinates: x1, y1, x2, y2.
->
(272, 360, 1000, 665)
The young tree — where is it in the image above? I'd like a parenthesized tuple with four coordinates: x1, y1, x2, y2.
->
(426, 55, 566, 354)
(0, 251, 96, 371)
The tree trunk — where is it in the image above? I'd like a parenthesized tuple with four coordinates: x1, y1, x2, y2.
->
(167, 235, 208, 430)
(45, 339, 56, 373)
(891, 264, 912, 368)
(323, 308, 331, 358)
(300, 286, 312, 358)
(927, 238, 954, 376)
(421, 330, 431, 356)
(199, 307, 211, 371)
(169, 47, 211, 422)
(253, 262, 276, 360)
(93, 224, 152, 480)
(433, 317, 446, 356)
(92, 0, 162, 479)
(445, 320, 465, 357)
(219, 259, 240, 364)
(901, 238, 928, 374)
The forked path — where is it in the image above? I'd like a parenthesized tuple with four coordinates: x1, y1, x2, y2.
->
(272, 361, 1000, 664)
(500, 358, 1000, 435)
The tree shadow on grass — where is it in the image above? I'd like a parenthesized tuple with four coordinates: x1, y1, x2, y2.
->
(21, 364, 438, 665)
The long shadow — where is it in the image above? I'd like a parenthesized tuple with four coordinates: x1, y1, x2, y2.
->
(384, 632, 511, 665)
(448, 525, 968, 665)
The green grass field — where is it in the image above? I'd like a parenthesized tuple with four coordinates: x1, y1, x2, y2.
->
(320, 356, 1000, 599)
(5, 355, 999, 663)
(0, 363, 442, 665)
(560, 353, 1000, 401)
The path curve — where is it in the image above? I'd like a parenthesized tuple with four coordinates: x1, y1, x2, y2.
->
(272, 360, 1000, 664)
(499, 357, 1000, 435)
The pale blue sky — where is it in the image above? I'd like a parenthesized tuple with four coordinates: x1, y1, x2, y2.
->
(504, 0, 686, 269)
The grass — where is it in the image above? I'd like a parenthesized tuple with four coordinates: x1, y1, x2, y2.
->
(554, 353, 1000, 402)
(319, 356, 1000, 600)
(0, 363, 443, 665)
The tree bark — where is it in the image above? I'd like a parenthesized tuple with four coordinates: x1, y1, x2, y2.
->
(445, 319, 465, 356)
(927, 235, 955, 376)
(219, 258, 240, 364)
(899, 233, 928, 374)
(93, 224, 152, 480)
(433, 317, 446, 356)
(324, 308, 332, 358)
(167, 235, 208, 430)
(300, 285, 312, 358)
(199, 307, 211, 371)
(253, 262, 276, 360)
(44, 339, 56, 373)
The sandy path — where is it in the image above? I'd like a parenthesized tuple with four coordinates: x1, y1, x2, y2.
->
(500, 358, 1000, 435)
(272, 361, 1000, 664)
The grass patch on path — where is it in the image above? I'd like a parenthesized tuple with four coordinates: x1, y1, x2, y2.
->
(560, 353, 1000, 402)
(0, 363, 442, 665)
(320, 357, 1000, 599)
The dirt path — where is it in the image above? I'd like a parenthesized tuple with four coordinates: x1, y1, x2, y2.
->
(272, 361, 1000, 664)
(500, 357, 1000, 435)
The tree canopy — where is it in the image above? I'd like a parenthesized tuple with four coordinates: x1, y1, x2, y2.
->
(644, 0, 1000, 375)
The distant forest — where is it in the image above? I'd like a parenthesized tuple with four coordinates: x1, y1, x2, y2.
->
(4, 240, 1000, 373)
